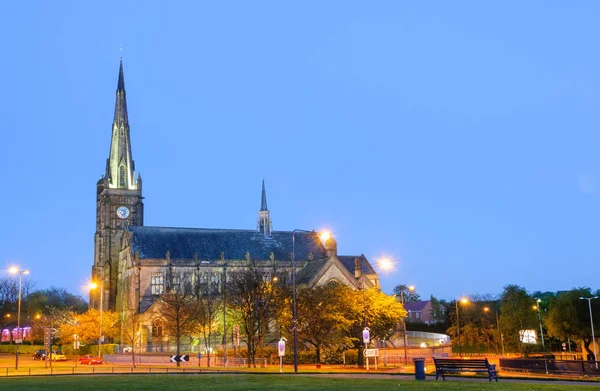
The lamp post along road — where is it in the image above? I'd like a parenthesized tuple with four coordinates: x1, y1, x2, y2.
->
(400, 285, 415, 364)
(534, 299, 545, 347)
(455, 298, 468, 358)
(222, 264, 227, 367)
(580, 296, 599, 369)
(90, 280, 104, 358)
(291, 229, 309, 373)
(9, 267, 29, 370)
(291, 229, 330, 373)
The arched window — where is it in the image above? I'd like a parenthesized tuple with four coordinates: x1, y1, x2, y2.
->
(119, 166, 126, 187)
(152, 320, 164, 337)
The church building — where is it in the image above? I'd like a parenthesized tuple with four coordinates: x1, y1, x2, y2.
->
(91, 60, 380, 322)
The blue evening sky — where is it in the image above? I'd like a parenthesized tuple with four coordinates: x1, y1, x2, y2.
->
(1, 1, 599, 301)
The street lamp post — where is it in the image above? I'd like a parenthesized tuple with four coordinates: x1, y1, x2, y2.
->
(291, 229, 329, 373)
(533, 299, 549, 374)
(455, 298, 468, 357)
(291, 229, 309, 373)
(580, 296, 599, 369)
(9, 266, 29, 370)
(222, 264, 227, 367)
(483, 307, 505, 355)
(400, 285, 415, 365)
(533, 299, 545, 347)
(89, 280, 104, 358)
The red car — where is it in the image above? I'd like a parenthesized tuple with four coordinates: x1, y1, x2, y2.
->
(79, 355, 103, 365)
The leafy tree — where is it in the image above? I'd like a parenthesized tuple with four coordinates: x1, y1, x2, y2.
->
(345, 287, 406, 366)
(498, 285, 538, 354)
(120, 292, 141, 367)
(429, 295, 447, 324)
(57, 308, 120, 352)
(294, 283, 353, 364)
(27, 287, 87, 314)
(193, 280, 223, 367)
(229, 259, 281, 367)
(545, 288, 600, 361)
(392, 284, 420, 303)
(154, 291, 196, 366)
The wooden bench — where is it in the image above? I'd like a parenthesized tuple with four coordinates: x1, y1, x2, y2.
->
(433, 358, 498, 382)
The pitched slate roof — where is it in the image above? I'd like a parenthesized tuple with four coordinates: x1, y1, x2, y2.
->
(295, 259, 329, 284)
(127, 226, 326, 261)
(404, 300, 429, 312)
(337, 255, 376, 275)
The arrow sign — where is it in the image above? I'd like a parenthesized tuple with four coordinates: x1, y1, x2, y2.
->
(170, 355, 189, 362)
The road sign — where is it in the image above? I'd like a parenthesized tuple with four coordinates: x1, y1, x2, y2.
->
(363, 348, 379, 357)
(15, 339, 22, 344)
(278, 339, 286, 357)
(363, 327, 370, 344)
(170, 355, 189, 363)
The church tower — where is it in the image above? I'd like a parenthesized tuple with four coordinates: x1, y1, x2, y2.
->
(92, 59, 144, 310)
(257, 180, 272, 237)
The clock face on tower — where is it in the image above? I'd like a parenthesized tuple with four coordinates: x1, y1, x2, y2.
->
(116, 206, 130, 219)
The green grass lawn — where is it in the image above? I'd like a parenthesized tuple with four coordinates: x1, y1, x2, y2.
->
(0, 374, 596, 391)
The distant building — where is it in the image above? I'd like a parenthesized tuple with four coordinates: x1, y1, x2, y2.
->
(404, 300, 446, 324)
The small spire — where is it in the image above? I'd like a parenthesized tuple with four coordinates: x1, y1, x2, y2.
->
(261, 179, 268, 211)
(258, 179, 272, 237)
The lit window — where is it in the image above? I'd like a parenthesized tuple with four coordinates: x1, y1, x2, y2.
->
(152, 320, 163, 337)
(151, 273, 164, 295)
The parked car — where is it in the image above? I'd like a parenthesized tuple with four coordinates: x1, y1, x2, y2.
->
(78, 355, 103, 365)
(32, 349, 46, 360)
(51, 350, 67, 361)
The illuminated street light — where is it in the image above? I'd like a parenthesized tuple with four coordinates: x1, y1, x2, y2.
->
(89, 281, 104, 358)
(398, 284, 415, 364)
(455, 297, 469, 357)
(579, 296, 599, 369)
(9, 266, 29, 370)
(292, 229, 330, 372)
(319, 231, 331, 242)
(533, 298, 545, 347)
(377, 258, 393, 272)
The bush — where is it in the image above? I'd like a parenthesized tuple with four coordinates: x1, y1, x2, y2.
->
(0, 345, 57, 354)
(62, 344, 118, 356)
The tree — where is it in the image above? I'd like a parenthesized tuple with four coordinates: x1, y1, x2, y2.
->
(193, 281, 223, 367)
(120, 292, 141, 367)
(294, 283, 353, 364)
(154, 291, 196, 366)
(57, 308, 120, 353)
(229, 259, 281, 367)
(546, 288, 600, 361)
(392, 284, 420, 303)
(345, 287, 406, 366)
(498, 285, 538, 354)
(429, 295, 447, 324)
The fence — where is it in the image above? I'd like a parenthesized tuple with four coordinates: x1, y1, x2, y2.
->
(500, 358, 600, 376)
(104, 354, 267, 367)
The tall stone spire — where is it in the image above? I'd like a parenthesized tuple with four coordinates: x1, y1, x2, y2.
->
(258, 179, 272, 237)
(106, 58, 137, 190)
